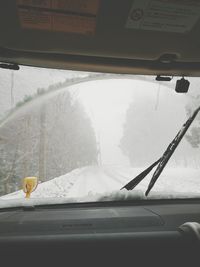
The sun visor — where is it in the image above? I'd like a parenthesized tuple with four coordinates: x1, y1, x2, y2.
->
(17, 0, 100, 35)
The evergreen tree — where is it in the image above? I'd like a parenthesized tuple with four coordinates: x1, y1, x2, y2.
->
(0, 90, 98, 195)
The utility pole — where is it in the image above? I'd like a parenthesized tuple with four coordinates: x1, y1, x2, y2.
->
(97, 130, 102, 166)
(10, 70, 14, 108)
(23, 116, 31, 178)
(39, 105, 47, 182)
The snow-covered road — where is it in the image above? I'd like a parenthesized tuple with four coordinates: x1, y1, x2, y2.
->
(1, 165, 200, 209)
(67, 166, 127, 198)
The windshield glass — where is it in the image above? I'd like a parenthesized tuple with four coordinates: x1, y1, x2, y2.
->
(0, 65, 200, 207)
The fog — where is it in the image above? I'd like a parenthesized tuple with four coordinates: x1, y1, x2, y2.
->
(0, 66, 200, 196)
(72, 78, 191, 167)
(72, 79, 134, 166)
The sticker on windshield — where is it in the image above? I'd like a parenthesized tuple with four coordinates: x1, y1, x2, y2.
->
(17, 0, 99, 35)
(126, 0, 200, 33)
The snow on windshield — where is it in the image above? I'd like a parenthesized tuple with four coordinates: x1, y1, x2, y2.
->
(0, 66, 200, 207)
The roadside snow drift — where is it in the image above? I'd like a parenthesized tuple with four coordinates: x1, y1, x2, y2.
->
(1, 165, 200, 209)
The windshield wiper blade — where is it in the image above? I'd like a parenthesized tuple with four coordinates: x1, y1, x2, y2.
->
(121, 158, 161, 190)
(145, 105, 200, 196)
(121, 105, 200, 195)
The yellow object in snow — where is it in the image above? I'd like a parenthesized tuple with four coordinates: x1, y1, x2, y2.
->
(23, 177, 38, 198)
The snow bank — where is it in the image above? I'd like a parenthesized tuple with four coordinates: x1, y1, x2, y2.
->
(1, 167, 85, 200)
(0, 165, 200, 209)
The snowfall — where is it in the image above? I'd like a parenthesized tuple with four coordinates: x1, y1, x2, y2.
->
(0, 165, 200, 209)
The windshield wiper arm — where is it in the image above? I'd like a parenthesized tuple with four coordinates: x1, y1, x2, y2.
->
(145, 105, 200, 196)
(121, 158, 161, 190)
(121, 105, 200, 195)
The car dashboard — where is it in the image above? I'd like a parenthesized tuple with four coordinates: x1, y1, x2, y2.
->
(0, 199, 199, 266)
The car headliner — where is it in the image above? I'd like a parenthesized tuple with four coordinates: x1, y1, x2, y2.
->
(0, 0, 200, 76)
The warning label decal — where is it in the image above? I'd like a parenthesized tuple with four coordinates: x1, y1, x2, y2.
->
(18, 9, 52, 31)
(17, 0, 99, 35)
(17, 0, 52, 9)
(126, 0, 200, 33)
(17, 0, 99, 15)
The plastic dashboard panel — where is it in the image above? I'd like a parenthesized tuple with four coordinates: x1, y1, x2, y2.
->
(0, 200, 199, 266)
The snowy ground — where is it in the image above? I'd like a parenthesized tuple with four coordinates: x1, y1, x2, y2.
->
(0, 165, 200, 209)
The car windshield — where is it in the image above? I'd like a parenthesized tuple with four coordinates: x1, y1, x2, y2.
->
(0, 65, 200, 208)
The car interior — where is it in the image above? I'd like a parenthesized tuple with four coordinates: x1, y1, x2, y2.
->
(0, 0, 200, 266)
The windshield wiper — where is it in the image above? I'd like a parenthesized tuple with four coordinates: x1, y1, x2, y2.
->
(122, 105, 200, 196)
(145, 105, 200, 196)
(121, 158, 161, 190)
